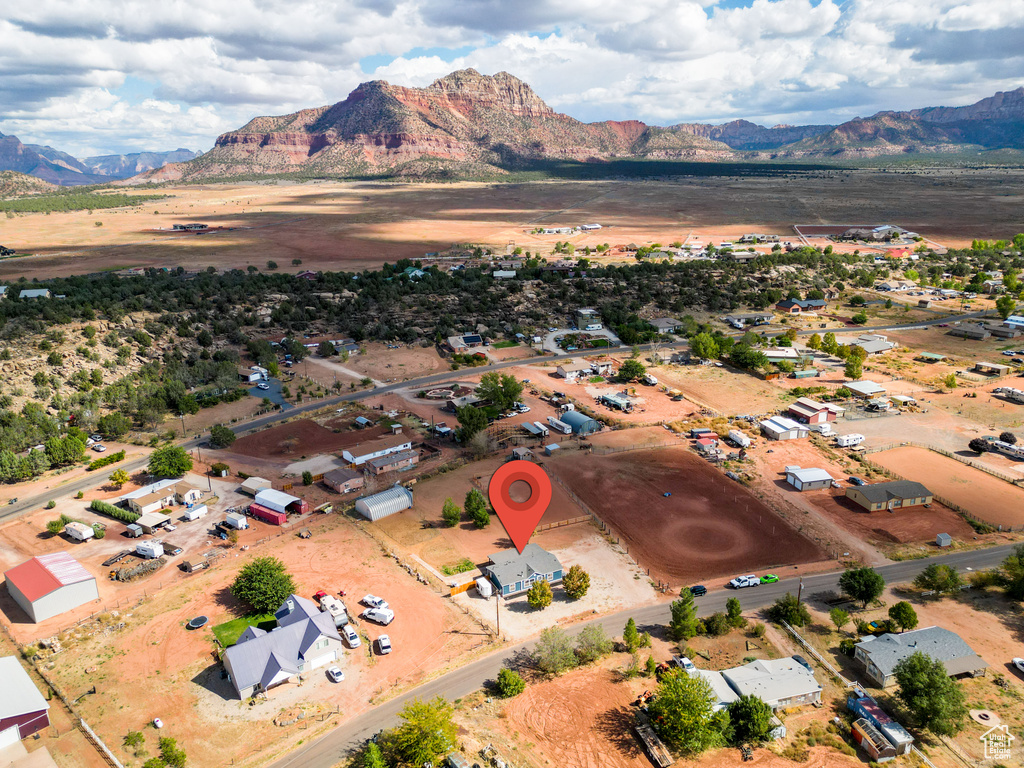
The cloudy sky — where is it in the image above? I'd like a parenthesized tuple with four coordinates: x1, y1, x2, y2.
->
(1, 0, 1022, 156)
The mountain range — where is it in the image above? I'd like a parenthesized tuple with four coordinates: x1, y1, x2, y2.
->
(0, 133, 199, 186)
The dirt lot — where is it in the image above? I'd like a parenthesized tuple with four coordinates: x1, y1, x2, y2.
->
(4, 170, 1024, 280)
(885, 324, 1024, 362)
(653, 363, 785, 416)
(226, 418, 389, 459)
(548, 448, 827, 586)
(869, 445, 1024, 528)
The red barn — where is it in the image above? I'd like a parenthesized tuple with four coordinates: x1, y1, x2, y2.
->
(0, 657, 50, 738)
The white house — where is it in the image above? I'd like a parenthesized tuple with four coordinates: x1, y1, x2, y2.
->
(342, 434, 414, 466)
(556, 361, 593, 380)
(721, 658, 822, 709)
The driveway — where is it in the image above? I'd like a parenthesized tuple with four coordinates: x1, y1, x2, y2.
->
(248, 378, 293, 411)
(541, 327, 621, 354)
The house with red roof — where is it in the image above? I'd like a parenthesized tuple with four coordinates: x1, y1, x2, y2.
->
(4, 553, 99, 623)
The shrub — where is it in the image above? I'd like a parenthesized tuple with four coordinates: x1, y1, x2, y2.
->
(527, 580, 553, 610)
(562, 564, 590, 600)
(92, 525, 105, 539)
(575, 625, 613, 664)
(302, 471, 313, 486)
(90, 498, 140, 523)
(88, 449, 126, 470)
(703, 612, 731, 636)
(767, 593, 811, 626)
(45, 500, 56, 509)
(495, 668, 525, 698)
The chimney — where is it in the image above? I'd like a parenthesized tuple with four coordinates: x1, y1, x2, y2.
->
(286, 598, 294, 612)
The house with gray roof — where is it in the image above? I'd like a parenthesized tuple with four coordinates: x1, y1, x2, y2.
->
(485, 544, 563, 597)
(720, 657, 822, 709)
(222, 594, 342, 699)
(845, 481, 932, 512)
(854, 626, 988, 687)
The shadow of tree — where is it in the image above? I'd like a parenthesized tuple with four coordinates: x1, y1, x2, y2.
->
(594, 705, 644, 759)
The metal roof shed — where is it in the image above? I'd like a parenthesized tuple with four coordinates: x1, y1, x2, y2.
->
(559, 410, 600, 435)
(3, 553, 99, 623)
(0, 656, 50, 738)
(355, 485, 414, 522)
(254, 489, 301, 514)
(239, 477, 272, 496)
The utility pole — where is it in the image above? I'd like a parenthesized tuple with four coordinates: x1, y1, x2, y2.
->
(797, 578, 804, 605)
(179, 413, 186, 438)
(495, 593, 500, 638)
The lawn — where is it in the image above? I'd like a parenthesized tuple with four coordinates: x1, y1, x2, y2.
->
(492, 340, 519, 349)
(212, 613, 277, 647)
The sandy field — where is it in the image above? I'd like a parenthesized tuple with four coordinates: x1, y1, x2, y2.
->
(548, 448, 827, 586)
(4, 170, 1024, 280)
(654, 363, 786, 416)
(870, 445, 1024, 528)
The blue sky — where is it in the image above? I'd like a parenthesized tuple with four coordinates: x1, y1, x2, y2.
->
(0, 0, 1021, 156)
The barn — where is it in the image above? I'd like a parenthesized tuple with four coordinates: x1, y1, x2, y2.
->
(0, 657, 50, 737)
(254, 489, 310, 515)
(4, 553, 99, 623)
(558, 410, 601, 435)
(355, 484, 414, 522)
(785, 468, 834, 491)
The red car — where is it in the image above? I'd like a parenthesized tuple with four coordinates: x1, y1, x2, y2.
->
(313, 590, 328, 603)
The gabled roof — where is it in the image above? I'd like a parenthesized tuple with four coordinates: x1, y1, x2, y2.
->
(846, 380, 886, 396)
(486, 544, 562, 587)
(4, 553, 94, 602)
(721, 658, 821, 704)
(323, 467, 362, 484)
(0, 657, 50, 719)
(274, 594, 321, 627)
(367, 450, 418, 470)
(787, 468, 833, 484)
(120, 478, 178, 501)
(760, 416, 804, 433)
(854, 480, 932, 504)
(855, 626, 986, 678)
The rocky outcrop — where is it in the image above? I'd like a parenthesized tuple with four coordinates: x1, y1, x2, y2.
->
(669, 119, 834, 150)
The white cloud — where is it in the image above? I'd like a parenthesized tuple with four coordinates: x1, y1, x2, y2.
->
(0, 0, 1021, 156)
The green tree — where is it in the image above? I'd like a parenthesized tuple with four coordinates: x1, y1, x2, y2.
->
(690, 332, 720, 360)
(728, 695, 774, 744)
(913, 563, 963, 594)
(527, 579, 553, 609)
(533, 626, 576, 675)
(766, 593, 811, 627)
(229, 556, 296, 614)
(648, 670, 722, 755)
(617, 358, 646, 382)
(464, 488, 490, 528)
(475, 372, 524, 412)
(888, 601, 919, 632)
(726, 597, 743, 627)
(209, 424, 236, 448)
(995, 295, 1017, 320)
(302, 471, 313, 486)
(807, 333, 822, 351)
(441, 497, 461, 527)
(943, 373, 957, 390)
(97, 412, 131, 438)
(839, 567, 886, 608)
(361, 742, 386, 768)
(623, 617, 641, 652)
(158, 737, 187, 768)
(380, 697, 457, 767)
(893, 652, 968, 736)
(845, 357, 863, 379)
(822, 332, 839, 355)
(317, 340, 337, 357)
(455, 405, 487, 442)
(575, 624, 613, 664)
(829, 607, 850, 634)
(562, 564, 590, 600)
(147, 445, 193, 478)
(669, 591, 699, 640)
(109, 468, 130, 488)
(495, 668, 526, 698)
(646, 655, 659, 677)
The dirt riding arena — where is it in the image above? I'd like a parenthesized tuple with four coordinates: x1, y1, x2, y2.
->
(227, 418, 387, 459)
(869, 446, 1024, 528)
(548, 448, 826, 586)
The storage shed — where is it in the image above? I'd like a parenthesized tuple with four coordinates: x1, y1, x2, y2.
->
(4, 552, 99, 623)
(936, 532, 952, 548)
(558, 410, 601, 435)
(0, 656, 50, 738)
(254, 489, 309, 515)
(239, 477, 273, 496)
(786, 467, 834, 491)
(355, 484, 414, 522)
(759, 416, 809, 441)
(184, 504, 208, 521)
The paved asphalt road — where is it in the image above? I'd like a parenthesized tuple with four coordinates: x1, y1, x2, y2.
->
(268, 541, 1018, 768)
(0, 306, 993, 521)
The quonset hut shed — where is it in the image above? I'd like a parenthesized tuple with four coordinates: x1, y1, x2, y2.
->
(354, 484, 414, 522)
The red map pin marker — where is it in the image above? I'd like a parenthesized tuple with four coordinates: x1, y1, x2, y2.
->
(489, 460, 552, 554)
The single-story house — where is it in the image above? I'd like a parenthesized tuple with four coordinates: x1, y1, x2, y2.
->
(720, 657, 822, 709)
(322, 467, 364, 494)
(135, 511, 171, 534)
(556, 361, 593, 380)
(775, 299, 827, 314)
(0, 657, 50, 738)
(686, 669, 740, 711)
(18, 289, 50, 300)
(485, 544, 563, 597)
(4, 552, 99, 623)
(724, 312, 773, 327)
(841, 334, 897, 356)
(786, 468, 834, 491)
(559, 410, 601, 435)
(982, 322, 1021, 339)
(759, 416, 809, 441)
(650, 318, 682, 333)
(1004, 314, 1024, 329)
(763, 347, 803, 363)
(222, 595, 343, 699)
(845, 480, 933, 512)
(788, 397, 844, 424)
(238, 368, 262, 383)
(239, 476, 273, 496)
(845, 380, 887, 399)
(125, 480, 202, 515)
(983, 279, 1005, 294)
(354, 484, 414, 522)
(342, 433, 414, 466)
(366, 450, 419, 475)
(947, 323, 991, 340)
(446, 394, 484, 412)
(854, 626, 988, 688)
(591, 361, 614, 375)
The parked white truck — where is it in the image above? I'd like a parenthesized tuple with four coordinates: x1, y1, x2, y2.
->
(835, 433, 865, 448)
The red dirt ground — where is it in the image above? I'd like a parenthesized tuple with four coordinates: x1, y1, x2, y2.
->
(227, 419, 387, 458)
(548, 448, 826, 586)
(870, 446, 1024, 528)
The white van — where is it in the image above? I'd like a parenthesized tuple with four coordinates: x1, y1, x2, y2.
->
(360, 607, 395, 626)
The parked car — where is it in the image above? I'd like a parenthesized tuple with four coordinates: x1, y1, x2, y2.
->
(688, 585, 707, 597)
(792, 655, 812, 672)
(675, 656, 696, 672)
(92, 444, 107, 452)
(326, 666, 345, 683)
(1013, 657, 1024, 674)
(341, 624, 361, 648)
(761, 574, 779, 584)
(90, 434, 103, 442)
(1002, 350, 1016, 356)
(361, 594, 389, 610)
(361, 608, 395, 626)
(257, 382, 270, 390)
(847, 476, 867, 486)
(376, 635, 392, 655)
(729, 575, 761, 589)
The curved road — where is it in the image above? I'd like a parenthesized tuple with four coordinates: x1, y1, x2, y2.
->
(268, 542, 1016, 768)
